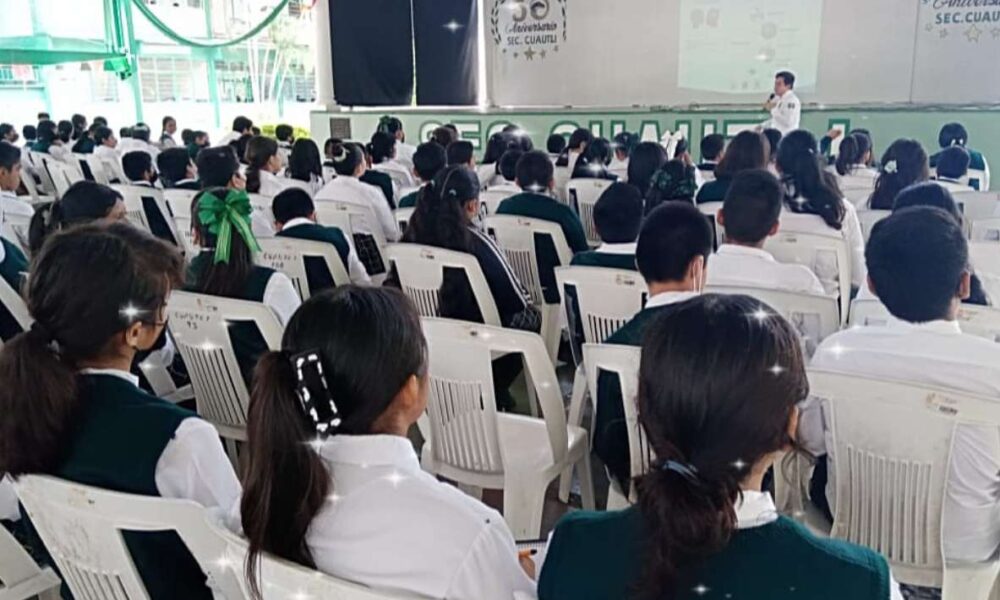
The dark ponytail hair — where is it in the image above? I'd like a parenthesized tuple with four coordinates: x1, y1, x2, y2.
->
(244, 136, 279, 194)
(191, 188, 255, 297)
(835, 132, 873, 176)
(28, 181, 123, 255)
(328, 139, 364, 176)
(242, 286, 427, 598)
(777, 130, 845, 229)
(634, 294, 808, 600)
(0, 223, 183, 476)
(369, 132, 396, 164)
(867, 138, 930, 211)
(483, 132, 518, 166)
(287, 138, 322, 183)
(628, 142, 669, 196)
(402, 165, 481, 253)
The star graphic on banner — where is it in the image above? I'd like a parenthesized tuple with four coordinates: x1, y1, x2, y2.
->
(553, 45, 559, 52)
(540, 49, 547, 59)
(939, 28, 949, 38)
(965, 23, 983, 42)
(524, 47, 536, 60)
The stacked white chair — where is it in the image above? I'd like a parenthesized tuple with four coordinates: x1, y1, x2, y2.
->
(705, 285, 841, 354)
(808, 370, 1000, 598)
(166, 291, 283, 462)
(483, 214, 573, 360)
(385, 244, 502, 326)
(256, 236, 350, 300)
(566, 178, 613, 247)
(13, 475, 238, 600)
(764, 229, 852, 322)
(581, 343, 644, 511)
(419, 317, 595, 540)
(0, 516, 60, 600)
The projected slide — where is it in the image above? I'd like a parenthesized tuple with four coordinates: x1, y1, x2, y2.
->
(678, 0, 824, 94)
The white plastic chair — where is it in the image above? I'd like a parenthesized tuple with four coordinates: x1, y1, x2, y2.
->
(567, 178, 613, 247)
(582, 343, 645, 512)
(1, 212, 31, 257)
(385, 244, 502, 326)
(481, 187, 518, 216)
(112, 185, 182, 246)
(12, 474, 239, 600)
(850, 297, 1000, 343)
(19, 171, 50, 206)
(165, 291, 282, 459)
(969, 242, 1000, 302)
(256, 237, 349, 300)
(76, 154, 110, 185)
(0, 276, 30, 345)
(0, 521, 60, 600)
(314, 199, 389, 284)
(26, 152, 56, 196)
(968, 167, 991, 193)
(705, 285, 841, 355)
(40, 157, 81, 200)
(764, 229, 852, 322)
(553, 166, 572, 204)
(954, 191, 1000, 224)
(697, 201, 725, 249)
(856, 209, 891, 243)
(394, 207, 414, 232)
(809, 370, 1000, 597)
(483, 214, 574, 361)
(419, 317, 595, 540)
(162, 188, 198, 218)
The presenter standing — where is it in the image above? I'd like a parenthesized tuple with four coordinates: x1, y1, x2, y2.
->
(762, 71, 801, 135)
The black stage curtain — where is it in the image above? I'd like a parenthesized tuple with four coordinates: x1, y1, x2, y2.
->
(330, 0, 414, 106)
(412, 0, 479, 106)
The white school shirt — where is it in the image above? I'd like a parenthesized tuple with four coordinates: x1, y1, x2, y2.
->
(763, 90, 801, 135)
(476, 163, 503, 189)
(373, 159, 417, 190)
(395, 141, 417, 165)
(229, 435, 534, 600)
(707, 244, 826, 295)
(935, 177, 974, 194)
(281, 217, 371, 286)
(609, 158, 629, 182)
(1, 189, 34, 219)
(315, 175, 401, 242)
(595, 241, 636, 255)
(216, 131, 243, 147)
(118, 139, 160, 165)
(47, 142, 75, 165)
(731, 492, 904, 598)
(256, 169, 299, 198)
(802, 320, 1000, 562)
(260, 270, 301, 326)
(779, 198, 866, 293)
(93, 143, 120, 168)
(486, 181, 521, 194)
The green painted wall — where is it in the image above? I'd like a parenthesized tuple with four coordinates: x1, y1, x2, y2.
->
(311, 106, 1000, 166)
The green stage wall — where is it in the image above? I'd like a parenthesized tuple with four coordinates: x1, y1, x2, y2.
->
(310, 106, 1000, 166)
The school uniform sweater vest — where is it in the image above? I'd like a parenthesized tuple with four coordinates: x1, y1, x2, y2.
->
(0, 238, 28, 341)
(569, 251, 637, 271)
(360, 170, 396, 210)
(277, 223, 350, 294)
(398, 189, 421, 209)
(496, 192, 590, 304)
(696, 176, 732, 204)
(931, 149, 988, 190)
(186, 254, 276, 383)
(594, 306, 670, 491)
(28, 375, 212, 600)
(538, 508, 891, 600)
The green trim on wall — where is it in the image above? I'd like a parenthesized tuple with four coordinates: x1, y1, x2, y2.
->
(722, 118, 764, 138)
(610, 120, 627, 137)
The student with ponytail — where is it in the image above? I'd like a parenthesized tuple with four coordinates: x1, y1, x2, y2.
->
(316, 140, 400, 246)
(540, 294, 900, 600)
(187, 187, 300, 381)
(0, 223, 240, 599)
(376, 115, 416, 164)
(234, 286, 533, 600)
(27, 180, 127, 255)
(369, 131, 417, 190)
(777, 130, 865, 294)
(834, 132, 877, 179)
(867, 139, 930, 211)
(244, 135, 296, 197)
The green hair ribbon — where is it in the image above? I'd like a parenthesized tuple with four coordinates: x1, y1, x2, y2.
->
(197, 189, 260, 264)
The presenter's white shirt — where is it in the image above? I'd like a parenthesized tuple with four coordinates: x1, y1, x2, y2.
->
(315, 175, 401, 242)
(802, 320, 1000, 562)
(230, 435, 534, 600)
(779, 198, 866, 293)
(764, 90, 801, 135)
(707, 244, 825, 295)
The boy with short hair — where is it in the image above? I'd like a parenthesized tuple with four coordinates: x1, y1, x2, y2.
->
(570, 183, 642, 271)
(399, 142, 447, 209)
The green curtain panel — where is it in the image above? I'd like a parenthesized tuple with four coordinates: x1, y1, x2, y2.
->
(128, 0, 289, 48)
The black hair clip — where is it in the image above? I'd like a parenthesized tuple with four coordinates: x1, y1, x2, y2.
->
(291, 350, 342, 437)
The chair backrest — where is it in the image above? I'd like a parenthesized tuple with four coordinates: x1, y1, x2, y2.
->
(162, 188, 197, 218)
(763, 229, 852, 321)
(482, 214, 574, 306)
(582, 344, 648, 485)
(385, 244, 502, 326)
(0, 276, 31, 345)
(394, 207, 414, 232)
(953, 191, 1000, 223)
(969, 241, 1000, 302)
(808, 370, 1000, 587)
(79, 154, 110, 185)
(856, 209, 891, 243)
(967, 167, 990, 192)
(841, 180, 876, 209)
(41, 157, 82, 200)
(705, 285, 841, 354)
(480, 188, 517, 216)
(256, 236, 349, 300)
(567, 178, 613, 246)
(697, 201, 724, 249)
(1, 212, 31, 257)
(850, 297, 1000, 343)
(111, 185, 182, 246)
(102, 156, 128, 185)
(19, 169, 48, 205)
(0, 506, 60, 600)
(420, 317, 569, 476)
(314, 198, 388, 275)
(26, 152, 57, 195)
(554, 266, 645, 346)
(165, 291, 283, 441)
(213, 522, 421, 600)
(13, 474, 236, 600)
(553, 166, 572, 204)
